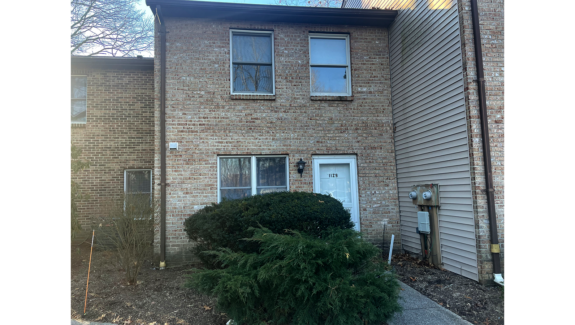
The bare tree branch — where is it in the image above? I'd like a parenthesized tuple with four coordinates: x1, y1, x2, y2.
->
(71, 0, 153, 57)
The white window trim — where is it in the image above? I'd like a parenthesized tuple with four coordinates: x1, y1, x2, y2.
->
(124, 169, 153, 195)
(308, 33, 352, 97)
(217, 155, 289, 203)
(71, 75, 88, 124)
(229, 29, 276, 96)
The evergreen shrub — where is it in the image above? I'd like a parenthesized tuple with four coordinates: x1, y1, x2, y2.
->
(186, 227, 402, 325)
(184, 191, 354, 267)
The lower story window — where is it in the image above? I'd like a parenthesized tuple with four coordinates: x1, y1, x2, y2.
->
(124, 169, 152, 205)
(218, 156, 288, 202)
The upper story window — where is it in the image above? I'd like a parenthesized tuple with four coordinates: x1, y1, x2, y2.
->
(309, 34, 352, 96)
(218, 156, 288, 202)
(230, 30, 275, 95)
(71, 76, 87, 123)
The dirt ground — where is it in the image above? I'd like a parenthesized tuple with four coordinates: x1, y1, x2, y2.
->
(72, 242, 502, 325)
(71, 243, 228, 325)
(390, 253, 504, 325)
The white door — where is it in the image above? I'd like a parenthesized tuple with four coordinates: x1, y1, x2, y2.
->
(313, 156, 360, 231)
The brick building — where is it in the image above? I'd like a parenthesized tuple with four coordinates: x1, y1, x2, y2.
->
(148, 0, 401, 265)
(71, 0, 503, 285)
(71, 56, 155, 233)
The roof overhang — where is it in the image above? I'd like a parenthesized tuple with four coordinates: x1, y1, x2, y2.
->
(146, 0, 397, 27)
(71, 56, 154, 70)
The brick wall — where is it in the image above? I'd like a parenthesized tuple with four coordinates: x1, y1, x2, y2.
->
(71, 65, 155, 232)
(457, 0, 504, 284)
(153, 18, 400, 264)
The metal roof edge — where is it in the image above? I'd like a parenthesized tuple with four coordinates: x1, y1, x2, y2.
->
(146, 0, 397, 27)
(71, 56, 154, 70)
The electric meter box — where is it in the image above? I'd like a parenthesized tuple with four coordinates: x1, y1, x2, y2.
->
(410, 184, 440, 206)
(417, 211, 431, 234)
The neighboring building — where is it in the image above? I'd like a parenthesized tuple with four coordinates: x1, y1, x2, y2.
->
(71, 56, 155, 233)
(342, 0, 504, 284)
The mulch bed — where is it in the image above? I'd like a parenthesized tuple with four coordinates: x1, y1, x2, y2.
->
(72, 241, 503, 325)
(71, 243, 228, 325)
(390, 253, 504, 325)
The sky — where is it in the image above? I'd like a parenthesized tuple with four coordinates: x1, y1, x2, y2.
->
(136, 0, 278, 18)
(135, 0, 344, 31)
(134, 0, 299, 56)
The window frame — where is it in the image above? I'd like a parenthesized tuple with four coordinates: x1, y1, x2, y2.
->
(124, 169, 153, 196)
(308, 33, 352, 97)
(217, 155, 289, 203)
(71, 75, 88, 124)
(229, 29, 276, 95)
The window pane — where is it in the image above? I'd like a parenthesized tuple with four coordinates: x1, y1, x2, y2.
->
(257, 187, 287, 195)
(311, 67, 347, 94)
(257, 157, 286, 187)
(220, 158, 251, 188)
(232, 64, 273, 93)
(232, 34, 272, 64)
(71, 76, 87, 99)
(126, 193, 152, 205)
(72, 99, 87, 123)
(310, 38, 347, 65)
(221, 189, 252, 200)
(126, 170, 151, 193)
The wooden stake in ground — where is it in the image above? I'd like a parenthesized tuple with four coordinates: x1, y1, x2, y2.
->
(84, 230, 95, 315)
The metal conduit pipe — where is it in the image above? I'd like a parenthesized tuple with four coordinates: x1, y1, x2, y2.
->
(157, 4, 167, 269)
(469, 0, 503, 286)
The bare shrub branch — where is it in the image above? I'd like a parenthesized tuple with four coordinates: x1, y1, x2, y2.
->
(71, 143, 90, 239)
(95, 193, 159, 284)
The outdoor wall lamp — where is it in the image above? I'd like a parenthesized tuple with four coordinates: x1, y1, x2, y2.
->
(296, 159, 307, 178)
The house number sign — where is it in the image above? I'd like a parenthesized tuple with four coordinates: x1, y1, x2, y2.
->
(329, 173, 339, 178)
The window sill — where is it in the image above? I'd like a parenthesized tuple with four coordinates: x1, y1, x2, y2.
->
(230, 94, 276, 100)
(310, 96, 354, 101)
(71, 123, 86, 128)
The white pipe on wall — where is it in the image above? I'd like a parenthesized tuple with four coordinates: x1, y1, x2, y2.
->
(388, 234, 394, 264)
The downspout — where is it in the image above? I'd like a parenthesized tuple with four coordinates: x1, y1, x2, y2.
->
(157, 5, 167, 269)
(469, 0, 503, 286)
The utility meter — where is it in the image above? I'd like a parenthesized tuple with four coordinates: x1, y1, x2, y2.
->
(417, 211, 430, 234)
(409, 191, 418, 199)
(422, 191, 432, 200)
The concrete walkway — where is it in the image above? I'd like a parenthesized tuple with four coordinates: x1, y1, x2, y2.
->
(389, 281, 472, 325)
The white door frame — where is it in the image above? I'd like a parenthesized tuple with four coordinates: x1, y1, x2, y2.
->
(312, 155, 360, 231)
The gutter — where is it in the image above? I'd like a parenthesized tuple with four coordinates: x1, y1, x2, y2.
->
(156, 4, 167, 269)
(71, 56, 154, 70)
(145, 0, 397, 27)
(469, 0, 503, 286)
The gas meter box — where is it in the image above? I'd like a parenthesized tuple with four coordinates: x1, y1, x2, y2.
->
(417, 211, 430, 234)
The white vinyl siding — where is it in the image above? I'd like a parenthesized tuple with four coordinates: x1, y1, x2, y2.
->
(382, 0, 479, 281)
